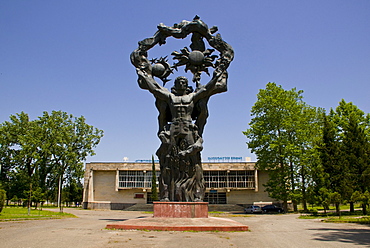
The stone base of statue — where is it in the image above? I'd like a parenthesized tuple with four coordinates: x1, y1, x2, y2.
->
(106, 201, 248, 231)
(153, 202, 208, 218)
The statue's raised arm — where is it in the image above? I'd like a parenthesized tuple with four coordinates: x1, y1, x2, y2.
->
(136, 68, 170, 101)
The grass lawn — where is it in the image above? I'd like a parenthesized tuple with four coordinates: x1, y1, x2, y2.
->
(297, 204, 355, 212)
(299, 210, 370, 225)
(324, 216, 370, 224)
(0, 207, 76, 221)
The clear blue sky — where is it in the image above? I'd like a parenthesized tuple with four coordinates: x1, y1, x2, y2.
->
(1, 0, 369, 163)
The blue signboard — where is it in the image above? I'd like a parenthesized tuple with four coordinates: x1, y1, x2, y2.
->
(207, 156, 243, 162)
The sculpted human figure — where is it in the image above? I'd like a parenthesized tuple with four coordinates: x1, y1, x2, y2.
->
(131, 17, 233, 202)
(137, 69, 225, 201)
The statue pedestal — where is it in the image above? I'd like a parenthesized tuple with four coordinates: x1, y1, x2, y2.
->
(153, 202, 208, 218)
(106, 201, 248, 231)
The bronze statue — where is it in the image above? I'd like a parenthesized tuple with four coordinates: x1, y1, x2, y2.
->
(131, 16, 233, 202)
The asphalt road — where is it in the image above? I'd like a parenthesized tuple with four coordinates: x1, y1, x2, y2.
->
(1, 208, 370, 248)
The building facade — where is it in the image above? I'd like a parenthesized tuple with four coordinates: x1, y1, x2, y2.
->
(83, 162, 276, 210)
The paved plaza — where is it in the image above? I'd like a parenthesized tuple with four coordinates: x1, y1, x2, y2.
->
(1, 208, 370, 248)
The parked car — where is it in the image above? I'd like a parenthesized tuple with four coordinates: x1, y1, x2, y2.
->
(244, 205, 263, 214)
(261, 205, 284, 213)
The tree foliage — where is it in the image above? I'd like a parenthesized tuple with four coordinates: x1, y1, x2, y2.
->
(0, 183, 6, 213)
(243, 83, 321, 211)
(244, 82, 370, 214)
(317, 100, 370, 214)
(0, 111, 103, 212)
(151, 155, 158, 201)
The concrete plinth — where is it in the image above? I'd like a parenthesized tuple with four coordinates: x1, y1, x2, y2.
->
(106, 202, 248, 231)
(106, 217, 249, 231)
(153, 202, 208, 218)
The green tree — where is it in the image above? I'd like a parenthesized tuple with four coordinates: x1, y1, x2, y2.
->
(330, 191, 342, 216)
(293, 106, 323, 211)
(243, 83, 319, 212)
(0, 123, 14, 205)
(360, 191, 370, 215)
(340, 102, 370, 213)
(316, 101, 370, 215)
(0, 188, 6, 213)
(1, 112, 46, 214)
(350, 190, 370, 214)
(0, 182, 6, 213)
(27, 187, 45, 210)
(319, 100, 370, 213)
(6, 170, 29, 205)
(39, 111, 103, 212)
(334, 100, 369, 131)
(317, 187, 331, 214)
(0, 111, 103, 213)
(10, 195, 19, 206)
(63, 178, 83, 206)
(317, 111, 348, 215)
(151, 155, 158, 201)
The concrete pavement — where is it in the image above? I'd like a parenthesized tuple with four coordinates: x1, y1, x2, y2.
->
(1, 208, 370, 247)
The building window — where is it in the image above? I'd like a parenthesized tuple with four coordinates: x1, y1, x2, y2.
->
(204, 171, 227, 188)
(119, 171, 159, 188)
(119, 170, 254, 189)
(204, 170, 255, 189)
(228, 170, 255, 188)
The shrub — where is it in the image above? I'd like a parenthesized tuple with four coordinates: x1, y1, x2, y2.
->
(0, 189, 6, 213)
(308, 208, 318, 215)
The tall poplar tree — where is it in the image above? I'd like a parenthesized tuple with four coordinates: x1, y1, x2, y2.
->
(151, 155, 158, 201)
